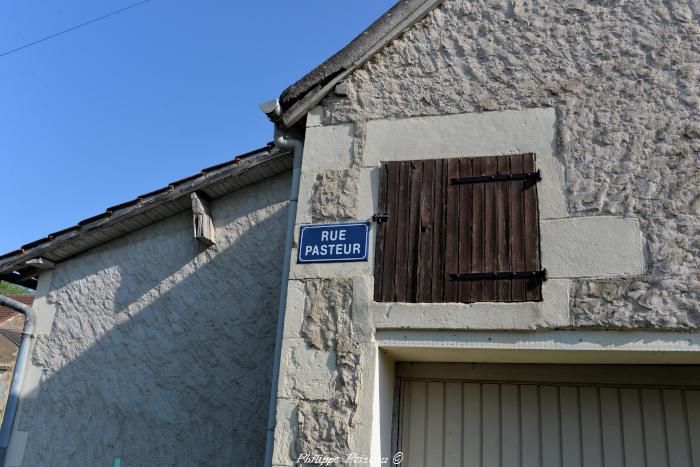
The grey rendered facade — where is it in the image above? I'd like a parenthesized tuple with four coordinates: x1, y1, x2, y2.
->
(23, 175, 290, 465)
(0, 0, 699, 465)
(1, 159, 293, 465)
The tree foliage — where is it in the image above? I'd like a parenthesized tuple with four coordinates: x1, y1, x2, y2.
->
(0, 281, 33, 296)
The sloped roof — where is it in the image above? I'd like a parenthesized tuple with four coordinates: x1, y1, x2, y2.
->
(0, 320, 23, 348)
(0, 295, 30, 348)
(0, 145, 293, 288)
(1, 0, 445, 287)
(277, 0, 444, 128)
(0, 295, 31, 325)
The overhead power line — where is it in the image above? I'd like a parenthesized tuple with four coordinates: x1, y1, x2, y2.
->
(0, 0, 153, 58)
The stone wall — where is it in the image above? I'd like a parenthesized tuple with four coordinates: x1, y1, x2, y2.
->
(319, 0, 700, 329)
(272, 2, 700, 464)
(272, 272, 374, 466)
(295, 279, 357, 460)
(17, 173, 290, 466)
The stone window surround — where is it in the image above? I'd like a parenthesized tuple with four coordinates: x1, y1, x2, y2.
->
(272, 106, 656, 466)
(292, 106, 646, 331)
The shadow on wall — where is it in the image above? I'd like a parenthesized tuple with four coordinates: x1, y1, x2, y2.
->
(16, 176, 290, 467)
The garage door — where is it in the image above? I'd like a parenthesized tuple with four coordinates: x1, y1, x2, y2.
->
(396, 363, 700, 467)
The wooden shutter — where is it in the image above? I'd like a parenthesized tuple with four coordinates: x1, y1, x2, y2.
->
(373, 153, 543, 303)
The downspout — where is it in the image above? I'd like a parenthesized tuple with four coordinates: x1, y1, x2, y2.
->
(260, 99, 303, 467)
(0, 295, 36, 466)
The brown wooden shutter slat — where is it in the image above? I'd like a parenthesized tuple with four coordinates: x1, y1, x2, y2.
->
(495, 156, 512, 301)
(418, 160, 434, 302)
(522, 153, 542, 301)
(380, 162, 400, 302)
(482, 156, 498, 302)
(394, 161, 412, 302)
(406, 161, 423, 302)
(509, 154, 527, 301)
(373, 163, 388, 301)
(470, 157, 485, 303)
(444, 159, 460, 302)
(457, 157, 473, 303)
(431, 159, 446, 302)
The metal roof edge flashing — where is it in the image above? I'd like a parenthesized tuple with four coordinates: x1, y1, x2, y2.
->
(278, 0, 444, 128)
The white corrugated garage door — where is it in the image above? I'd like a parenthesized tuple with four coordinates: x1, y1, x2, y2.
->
(396, 363, 700, 467)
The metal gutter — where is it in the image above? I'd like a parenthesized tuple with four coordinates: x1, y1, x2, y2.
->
(0, 295, 36, 467)
(261, 99, 304, 466)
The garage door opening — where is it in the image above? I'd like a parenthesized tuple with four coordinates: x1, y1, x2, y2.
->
(395, 363, 700, 467)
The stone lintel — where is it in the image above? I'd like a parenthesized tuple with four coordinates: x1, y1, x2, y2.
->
(363, 107, 557, 166)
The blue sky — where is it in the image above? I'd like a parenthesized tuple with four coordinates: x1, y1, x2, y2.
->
(0, 0, 395, 253)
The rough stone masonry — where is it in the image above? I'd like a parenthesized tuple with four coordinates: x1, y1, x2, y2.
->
(294, 279, 360, 462)
(318, 0, 700, 329)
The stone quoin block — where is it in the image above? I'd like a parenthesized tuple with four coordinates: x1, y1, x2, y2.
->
(541, 217, 645, 278)
(302, 124, 355, 173)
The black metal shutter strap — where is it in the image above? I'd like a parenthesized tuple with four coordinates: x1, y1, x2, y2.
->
(450, 269, 547, 281)
(450, 170, 541, 185)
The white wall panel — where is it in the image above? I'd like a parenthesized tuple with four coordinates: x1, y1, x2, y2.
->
(399, 372, 700, 467)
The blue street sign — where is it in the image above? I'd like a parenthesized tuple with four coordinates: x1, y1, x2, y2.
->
(298, 222, 370, 263)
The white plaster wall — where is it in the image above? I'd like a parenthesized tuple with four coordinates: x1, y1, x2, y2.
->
(13, 173, 291, 466)
(370, 350, 394, 464)
(322, 0, 700, 329)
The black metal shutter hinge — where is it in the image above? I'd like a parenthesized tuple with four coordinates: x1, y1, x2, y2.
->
(372, 213, 389, 223)
(450, 269, 547, 281)
(450, 170, 542, 185)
